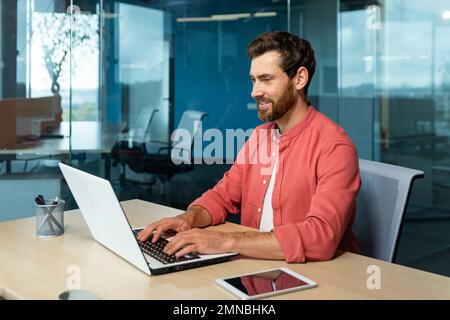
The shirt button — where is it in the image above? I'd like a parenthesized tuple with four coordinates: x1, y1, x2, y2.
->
(272, 152, 276, 156)
(263, 179, 267, 185)
(257, 208, 261, 213)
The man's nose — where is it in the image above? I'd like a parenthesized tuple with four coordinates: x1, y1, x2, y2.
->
(251, 85, 263, 99)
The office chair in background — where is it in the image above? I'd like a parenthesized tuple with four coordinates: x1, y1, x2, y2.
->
(133, 107, 160, 139)
(354, 159, 424, 263)
(111, 107, 159, 189)
(111, 110, 207, 202)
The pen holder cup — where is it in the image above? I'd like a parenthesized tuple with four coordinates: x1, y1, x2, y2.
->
(36, 199, 65, 237)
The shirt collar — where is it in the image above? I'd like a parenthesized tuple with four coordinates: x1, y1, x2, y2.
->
(269, 105, 317, 142)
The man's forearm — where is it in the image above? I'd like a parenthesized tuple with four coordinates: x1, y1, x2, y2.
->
(228, 231, 285, 260)
(181, 205, 212, 228)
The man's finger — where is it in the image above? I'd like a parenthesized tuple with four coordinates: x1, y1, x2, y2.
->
(165, 229, 202, 251)
(138, 223, 157, 241)
(165, 234, 191, 255)
(152, 220, 173, 243)
(175, 244, 197, 258)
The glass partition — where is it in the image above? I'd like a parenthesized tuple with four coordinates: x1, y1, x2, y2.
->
(0, 0, 75, 220)
(337, 0, 450, 275)
(290, 0, 450, 275)
(0, 0, 448, 277)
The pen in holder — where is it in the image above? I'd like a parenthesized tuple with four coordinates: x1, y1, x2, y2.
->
(35, 195, 65, 237)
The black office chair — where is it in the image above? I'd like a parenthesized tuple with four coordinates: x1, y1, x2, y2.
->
(111, 110, 207, 202)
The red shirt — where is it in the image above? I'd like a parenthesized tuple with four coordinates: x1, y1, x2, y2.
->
(189, 106, 361, 262)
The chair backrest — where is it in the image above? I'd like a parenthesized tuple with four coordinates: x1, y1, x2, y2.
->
(171, 110, 208, 151)
(354, 159, 424, 262)
(134, 107, 159, 135)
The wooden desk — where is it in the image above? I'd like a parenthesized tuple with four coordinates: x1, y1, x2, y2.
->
(1, 199, 450, 300)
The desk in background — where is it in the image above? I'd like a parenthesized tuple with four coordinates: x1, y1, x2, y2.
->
(0, 121, 124, 178)
(0, 121, 124, 222)
(1, 199, 450, 300)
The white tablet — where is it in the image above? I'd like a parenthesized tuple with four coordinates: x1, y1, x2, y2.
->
(215, 267, 317, 300)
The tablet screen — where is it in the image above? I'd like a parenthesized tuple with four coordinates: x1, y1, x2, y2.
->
(222, 269, 310, 297)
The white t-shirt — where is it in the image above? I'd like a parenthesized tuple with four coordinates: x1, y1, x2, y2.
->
(259, 159, 278, 232)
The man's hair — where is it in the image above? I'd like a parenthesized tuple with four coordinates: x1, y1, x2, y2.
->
(247, 31, 316, 97)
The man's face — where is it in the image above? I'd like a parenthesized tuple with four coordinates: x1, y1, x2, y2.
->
(250, 51, 297, 122)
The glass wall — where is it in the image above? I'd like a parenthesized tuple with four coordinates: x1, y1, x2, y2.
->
(0, 0, 76, 220)
(31, 1, 99, 120)
(336, 0, 450, 275)
(1, 0, 449, 276)
(105, 0, 289, 205)
(289, 0, 450, 275)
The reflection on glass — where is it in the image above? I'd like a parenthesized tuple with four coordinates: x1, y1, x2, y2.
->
(117, 2, 170, 144)
(30, 1, 99, 121)
(337, 0, 450, 275)
(0, 0, 448, 278)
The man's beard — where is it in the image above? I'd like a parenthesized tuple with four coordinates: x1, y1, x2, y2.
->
(257, 82, 297, 122)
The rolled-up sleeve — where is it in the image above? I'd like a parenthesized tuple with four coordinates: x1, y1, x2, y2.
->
(189, 162, 243, 225)
(188, 137, 250, 225)
(273, 141, 360, 263)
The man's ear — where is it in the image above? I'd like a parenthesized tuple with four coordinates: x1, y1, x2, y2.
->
(294, 66, 309, 91)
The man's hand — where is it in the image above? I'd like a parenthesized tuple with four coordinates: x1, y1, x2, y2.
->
(136, 206, 285, 261)
(164, 230, 285, 260)
(136, 216, 191, 243)
(163, 229, 233, 258)
(136, 205, 212, 243)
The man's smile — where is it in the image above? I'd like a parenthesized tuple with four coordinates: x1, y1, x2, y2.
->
(258, 100, 272, 111)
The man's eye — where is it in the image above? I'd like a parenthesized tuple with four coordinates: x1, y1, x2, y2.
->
(263, 78, 271, 82)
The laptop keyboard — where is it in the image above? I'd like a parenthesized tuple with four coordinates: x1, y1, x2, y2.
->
(134, 230, 200, 265)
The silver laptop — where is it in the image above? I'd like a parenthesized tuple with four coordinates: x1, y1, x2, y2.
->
(59, 163, 238, 275)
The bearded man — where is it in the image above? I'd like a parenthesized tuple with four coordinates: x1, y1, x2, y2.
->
(137, 31, 361, 263)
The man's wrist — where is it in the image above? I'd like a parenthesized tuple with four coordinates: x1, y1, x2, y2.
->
(226, 232, 240, 253)
(183, 205, 211, 228)
(184, 206, 199, 228)
(180, 209, 195, 228)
